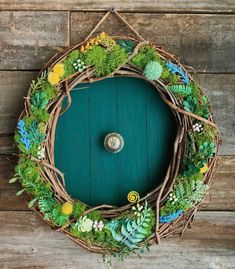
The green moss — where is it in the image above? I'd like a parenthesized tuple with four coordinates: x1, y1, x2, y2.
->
(84, 45, 127, 77)
(131, 46, 159, 68)
(63, 50, 84, 78)
(104, 45, 127, 75)
(84, 45, 107, 76)
(41, 81, 57, 100)
(31, 107, 50, 123)
(195, 124, 218, 148)
(71, 202, 87, 218)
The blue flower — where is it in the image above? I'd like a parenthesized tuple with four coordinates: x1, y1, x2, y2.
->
(166, 61, 189, 84)
(159, 209, 183, 223)
(17, 119, 31, 150)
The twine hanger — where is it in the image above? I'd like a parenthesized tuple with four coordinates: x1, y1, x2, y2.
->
(83, 8, 146, 43)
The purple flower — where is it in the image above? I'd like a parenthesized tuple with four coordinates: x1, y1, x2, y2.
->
(93, 220, 104, 231)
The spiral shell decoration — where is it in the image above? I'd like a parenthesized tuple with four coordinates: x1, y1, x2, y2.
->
(127, 191, 140, 204)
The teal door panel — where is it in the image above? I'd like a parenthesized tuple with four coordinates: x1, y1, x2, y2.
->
(55, 77, 177, 206)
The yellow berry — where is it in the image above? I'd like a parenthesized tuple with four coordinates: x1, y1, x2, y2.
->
(52, 63, 65, 77)
(61, 202, 73, 215)
(48, 72, 60, 85)
(200, 163, 208, 174)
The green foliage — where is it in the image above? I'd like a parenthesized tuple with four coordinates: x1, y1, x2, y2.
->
(39, 198, 70, 226)
(41, 81, 57, 100)
(160, 176, 209, 215)
(106, 202, 154, 249)
(30, 71, 47, 91)
(183, 96, 198, 112)
(195, 124, 218, 147)
(143, 61, 163, 80)
(31, 91, 48, 109)
(131, 46, 159, 68)
(71, 202, 87, 218)
(116, 39, 136, 55)
(31, 107, 50, 123)
(198, 141, 216, 159)
(194, 95, 210, 119)
(70, 223, 121, 251)
(168, 84, 192, 97)
(181, 82, 210, 119)
(84, 45, 107, 76)
(63, 50, 84, 78)
(84, 45, 127, 76)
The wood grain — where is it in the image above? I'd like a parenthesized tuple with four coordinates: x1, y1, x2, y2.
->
(0, 0, 234, 13)
(0, 156, 234, 211)
(0, 71, 37, 134)
(0, 211, 234, 269)
(71, 12, 235, 72)
(0, 72, 234, 155)
(0, 11, 69, 70)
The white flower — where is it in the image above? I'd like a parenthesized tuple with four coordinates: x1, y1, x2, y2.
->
(193, 122, 203, 133)
(76, 216, 93, 232)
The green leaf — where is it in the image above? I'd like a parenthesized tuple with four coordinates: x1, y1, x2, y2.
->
(28, 198, 38, 208)
(16, 189, 25, 195)
(9, 177, 18, 183)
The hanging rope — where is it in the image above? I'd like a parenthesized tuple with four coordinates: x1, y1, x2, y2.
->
(84, 8, 146, 42)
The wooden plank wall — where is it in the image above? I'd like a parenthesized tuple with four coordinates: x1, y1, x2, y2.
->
(0, 1, 234, 268)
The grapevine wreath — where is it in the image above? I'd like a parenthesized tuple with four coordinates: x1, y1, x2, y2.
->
(12, 10, 220, 260)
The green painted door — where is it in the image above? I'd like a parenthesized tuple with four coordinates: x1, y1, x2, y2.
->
(55, 77, 177, 206)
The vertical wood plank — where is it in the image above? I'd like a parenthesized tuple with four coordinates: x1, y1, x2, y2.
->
(54, 87, 91, 203)
(146, 82, 177, 188)
(90, 78, 119, 206)
(117, 77, 148, 202)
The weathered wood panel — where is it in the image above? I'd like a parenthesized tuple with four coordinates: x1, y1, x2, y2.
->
(197, 74, 235, 155)
(0, 156, 234, 211)
(0, 136, 16, 155)
(0, 71, 37, 134)
(0, 0, 234, 13)
(0, 72, 234, 154)
(0, 11, 69, 70)
(0, 211, 234, 269)
(71, 13, 235, 72)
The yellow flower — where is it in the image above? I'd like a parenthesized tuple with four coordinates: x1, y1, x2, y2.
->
(85, 43, 90, 50)
(80, 45, 85, 52)
(48, 72, 60, 85)
(61, 202, 73, 215)
(53, 63, 65, 77)
(200, 163, 208, 174)
(100, 32, 106, 38)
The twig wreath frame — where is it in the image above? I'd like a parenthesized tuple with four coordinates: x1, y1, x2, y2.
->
(12, 10, 220, 260)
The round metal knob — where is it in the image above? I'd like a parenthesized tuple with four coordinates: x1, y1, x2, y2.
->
(104, 133, 124, 153)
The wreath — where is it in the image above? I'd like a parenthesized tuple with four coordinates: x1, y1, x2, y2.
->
(11, 10, 220, 261)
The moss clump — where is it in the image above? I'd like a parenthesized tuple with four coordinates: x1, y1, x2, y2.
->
(63, 50, 84, 78)
(131, 45, 159, 68)
(84, 45, 127, 77)
(31, 107, 50, 123)
(195, 124, 218, 147)
(41, 81, 57, 100)
(71, 202, 87, 219)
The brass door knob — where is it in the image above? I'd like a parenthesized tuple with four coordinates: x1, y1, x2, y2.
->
(104, 133, 124, 153)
